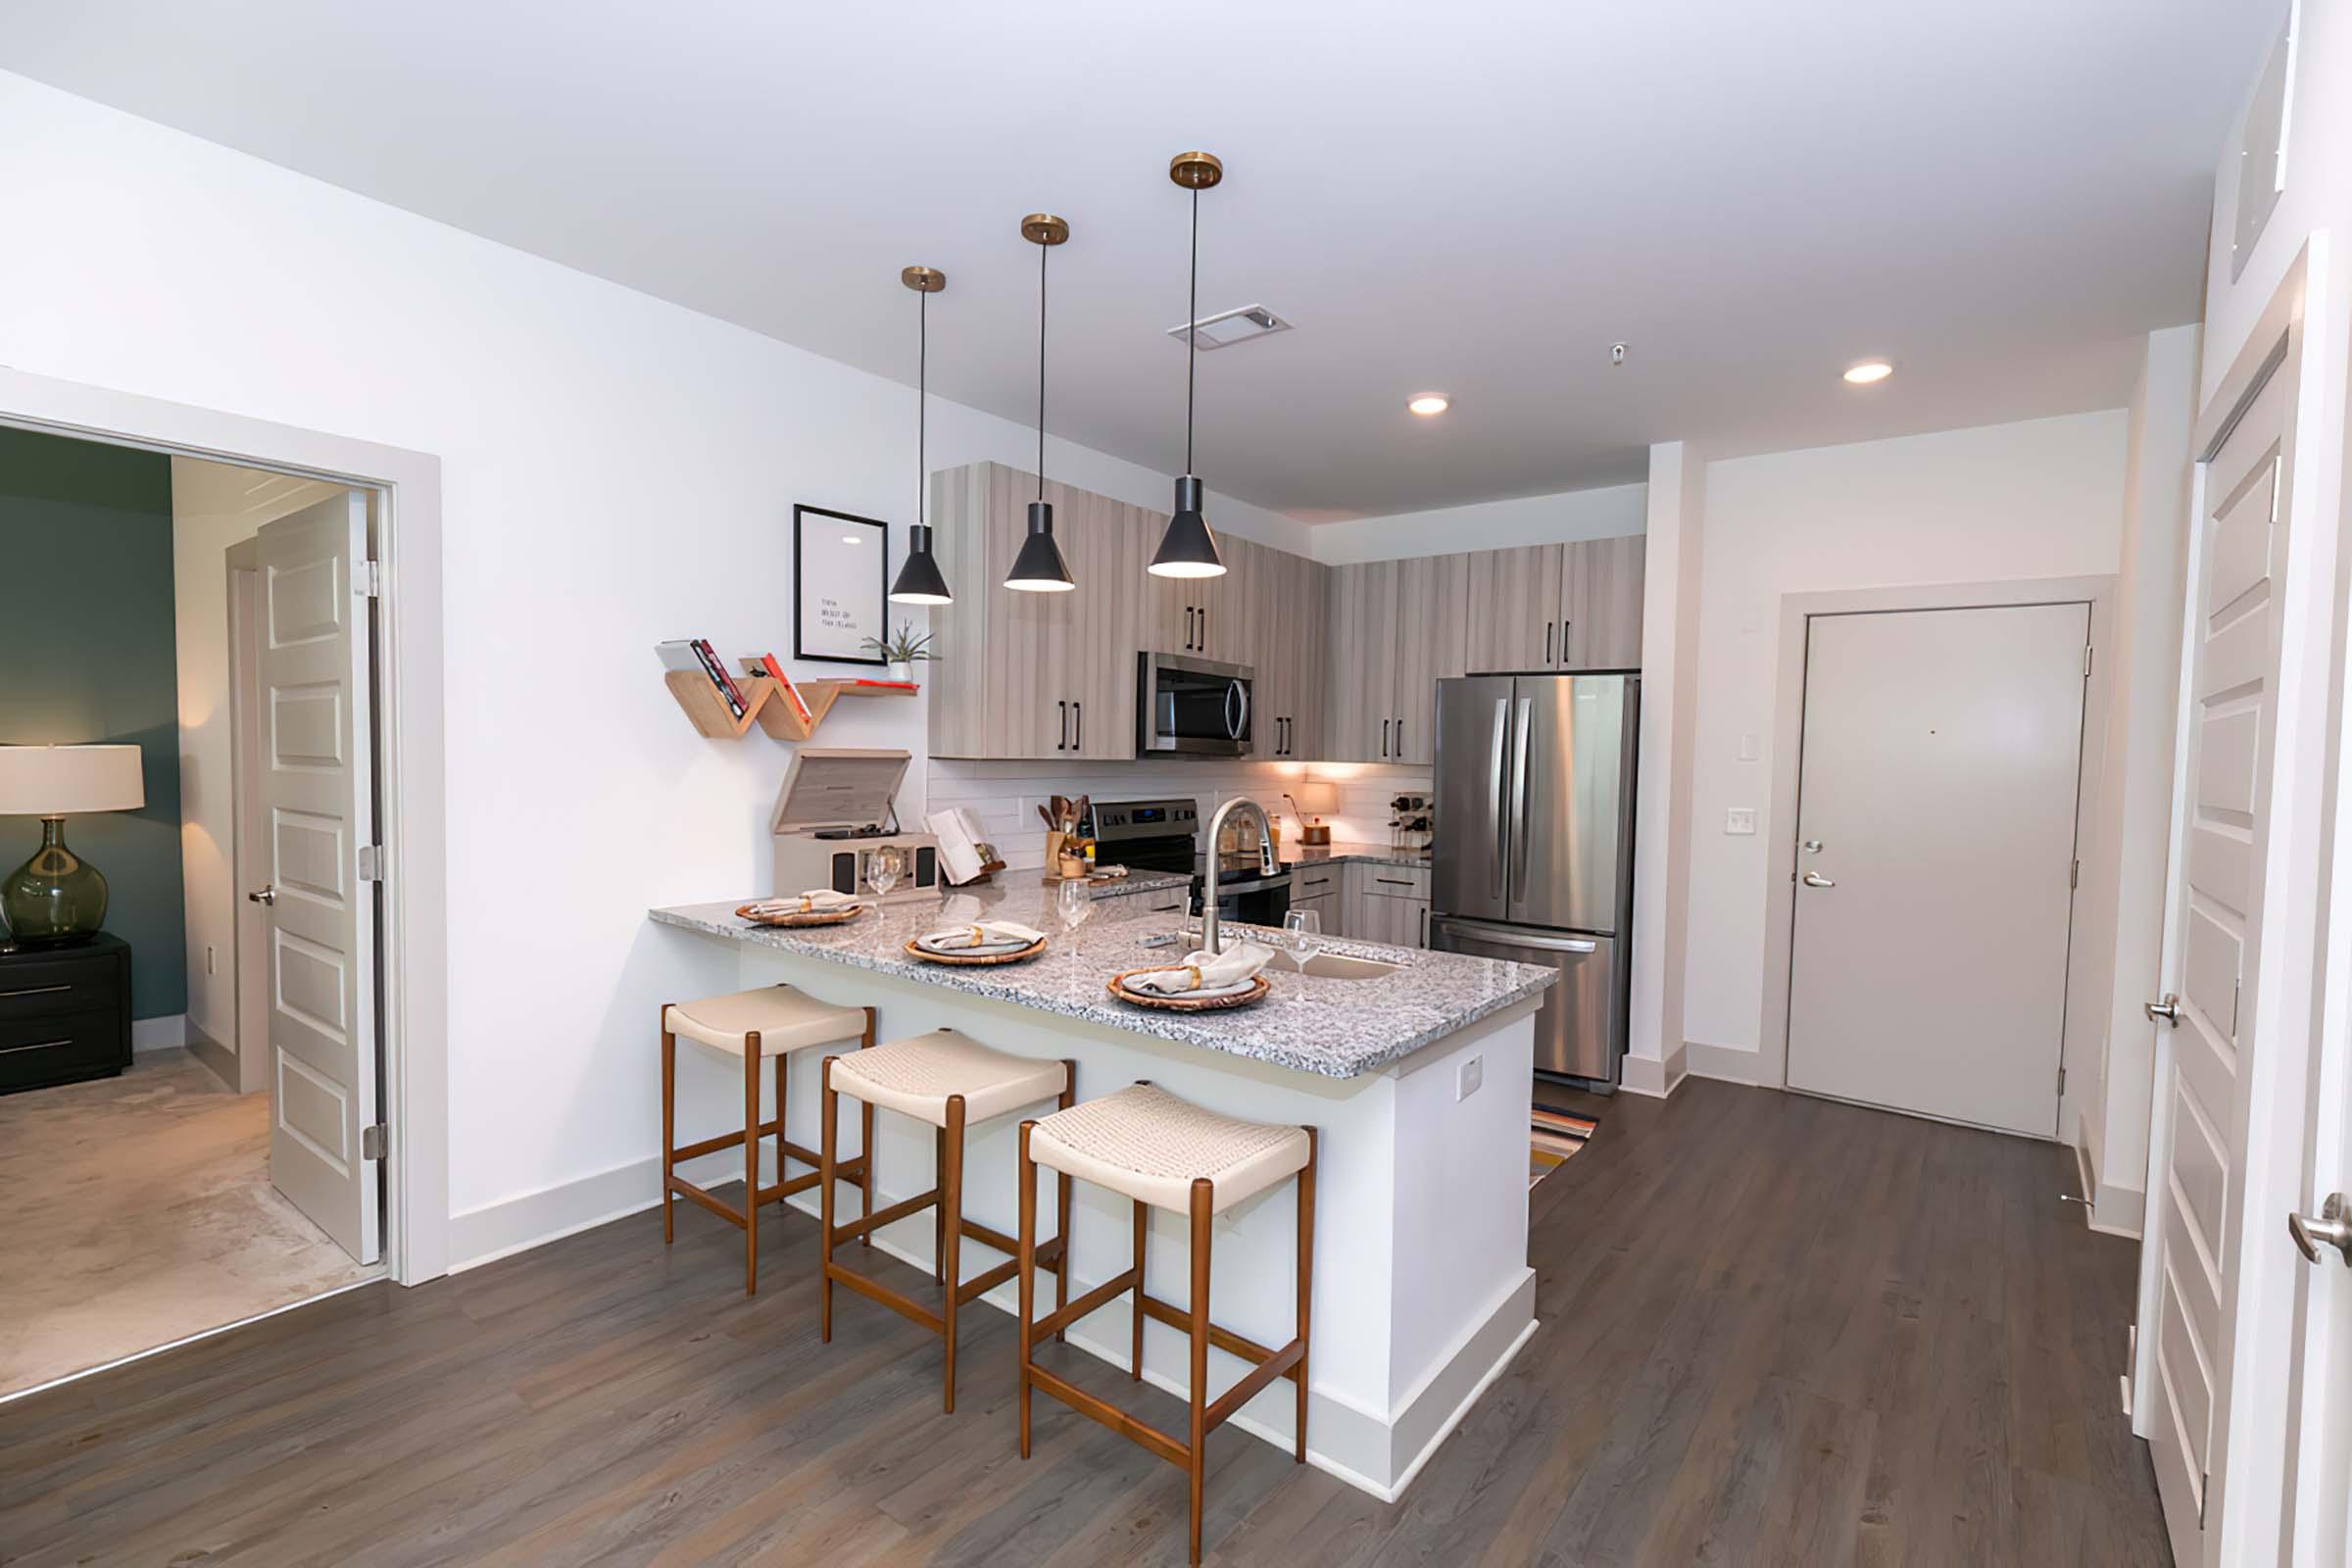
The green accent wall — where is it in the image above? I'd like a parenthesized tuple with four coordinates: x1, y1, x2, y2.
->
(0, 426, 185, 1020)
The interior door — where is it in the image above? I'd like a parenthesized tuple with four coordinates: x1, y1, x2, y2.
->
(256, 490, 380, 1264)
(1786, 603, 2088, 1136)
(2144, 356, 2291, 1566)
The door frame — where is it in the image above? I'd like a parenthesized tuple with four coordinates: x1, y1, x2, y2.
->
(225, 537, 269, 1097)
(2131, 239, 2336, 1568)
(0, 365, 451, 1288)
(1754, 574, 2119, 1140)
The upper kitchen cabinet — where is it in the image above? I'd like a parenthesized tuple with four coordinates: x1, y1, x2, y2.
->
(1462, 535, 1646, 673)
(1252, 546, 1329, 759)
(926, 461, 1142, 760)
(1324, 554, 1467, 763)
(1149, 529, 1262, 668)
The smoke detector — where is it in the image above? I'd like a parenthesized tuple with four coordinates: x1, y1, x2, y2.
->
(1167, 304, 1292, 350)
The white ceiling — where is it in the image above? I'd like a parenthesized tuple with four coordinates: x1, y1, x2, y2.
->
(0, 1, 2277, 518)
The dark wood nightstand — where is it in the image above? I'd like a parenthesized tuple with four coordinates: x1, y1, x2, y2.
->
(0, 932, 132, 1095)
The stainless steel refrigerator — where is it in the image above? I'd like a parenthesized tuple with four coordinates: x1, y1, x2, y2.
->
(1431, 673, 1638, 1088)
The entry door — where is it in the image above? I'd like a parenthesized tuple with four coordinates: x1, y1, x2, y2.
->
(255, 491, 379, 1264)
(1786, 603, 2089, 1136)
(2144, 353, 2291, 1566)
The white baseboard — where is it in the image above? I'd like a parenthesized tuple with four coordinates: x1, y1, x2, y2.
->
(1619, 1040, 1690, 1099)
(1685, 1041, 1761, 1085)
(2070, 1113, 2144, 1238)
(131, 1013, 189, 1052)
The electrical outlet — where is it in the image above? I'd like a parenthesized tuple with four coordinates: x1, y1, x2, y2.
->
(1725, 808, 1758, 835)
(1456, 1054, 1483, 1102)
(205, 945, 217, 976)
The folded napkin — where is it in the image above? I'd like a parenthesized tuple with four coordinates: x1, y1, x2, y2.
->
(1126, 941, 1274, 996)
(918, 919, 1045, 952)
(743, 890, 865, 917)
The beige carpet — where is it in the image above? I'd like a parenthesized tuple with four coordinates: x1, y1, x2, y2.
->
(0, 1051, 378, 1398)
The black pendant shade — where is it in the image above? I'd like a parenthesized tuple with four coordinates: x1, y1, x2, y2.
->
(1151, 473, 1224, 578)
(1151, 151, 1228, 581)
(890, 264, 954, 606)
(1004, 499, 1074, 592)
(890, 522, 954, 604)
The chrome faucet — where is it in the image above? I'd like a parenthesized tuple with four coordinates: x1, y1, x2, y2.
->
(1198, 796, 1276, 956)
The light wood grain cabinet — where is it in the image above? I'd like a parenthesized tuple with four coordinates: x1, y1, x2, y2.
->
(1342, 862, 1431, 948)
(1463, 536, 1646, 673)
(1324, 555, 1467, 763)
(1254, 547, 1329, 759)
(1152, 531, 1260, 666)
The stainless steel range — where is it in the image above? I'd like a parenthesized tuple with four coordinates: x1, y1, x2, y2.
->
(1084, 798, 1291, 928)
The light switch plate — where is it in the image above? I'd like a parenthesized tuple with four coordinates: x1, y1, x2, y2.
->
(1738, 732, 1761, 761)
(1725, 808, 1758, 836)
(1456, 1054, 1483, 1102)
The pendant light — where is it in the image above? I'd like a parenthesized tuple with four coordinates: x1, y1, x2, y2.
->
(889, 265, 954, 605)
(1004, 213, 1076, 593)
(1150, 151, 1226, 579)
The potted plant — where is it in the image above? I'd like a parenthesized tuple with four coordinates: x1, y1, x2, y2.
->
(860, 623, 937, 684)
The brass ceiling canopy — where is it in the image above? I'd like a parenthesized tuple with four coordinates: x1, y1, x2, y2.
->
(1020, 213, 1070, 246)
(1169, 151, 1224, 190)
(900, 266, 946, 293)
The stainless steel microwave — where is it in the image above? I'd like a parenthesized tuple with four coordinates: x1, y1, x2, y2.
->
(1137, 653, 1254, 758)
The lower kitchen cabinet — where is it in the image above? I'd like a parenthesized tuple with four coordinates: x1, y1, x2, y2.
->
(1341, 862, 1431, 949)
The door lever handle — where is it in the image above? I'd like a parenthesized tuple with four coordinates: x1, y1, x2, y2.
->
(247, 885, 277, 906)
(2144, 993, 2182, 1027)
(1800, 871, 1835, 889)
(2289, 1193, 2352, 1266)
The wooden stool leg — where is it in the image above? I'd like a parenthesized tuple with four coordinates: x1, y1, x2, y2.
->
(933, 1126, 948, 1281)
(1187, 1177, 1213, 1566)
(940, 1096, 967, 1414)
(819, 1057, 838, 1342)
(660, 1012, 676, 1246)
(742, 1032, 761, 1296)
(859, 1008, 876, 1249)
(1297, 1128, 1316, 1463)
(1130, 1199, 1147, 1380)
(1017, 1119, 1038, 1459)
(774, 1053, 790, 1208)
(1054, 1059, 1076, 1343)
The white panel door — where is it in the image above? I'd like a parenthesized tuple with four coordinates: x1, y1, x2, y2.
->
(2144, 361, 2288, 1564)
(1786, 603, 2089, 1136)
(256, 491, 379, 1264)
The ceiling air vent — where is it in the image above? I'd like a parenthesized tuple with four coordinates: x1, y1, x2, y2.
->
(1167, 304, 1292, 351)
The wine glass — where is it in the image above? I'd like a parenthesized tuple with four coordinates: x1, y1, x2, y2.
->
(865, 846, 906, 902)
(1281, 907, 1322, 967)
(1056, 877, 1092, 957)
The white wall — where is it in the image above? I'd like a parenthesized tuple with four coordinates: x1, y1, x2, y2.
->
(172, 457, 340, 1056)
(0, 70, 1307, 1237)
(1681, 410, 2130, 1067)
(1305, 482, 1645, 565)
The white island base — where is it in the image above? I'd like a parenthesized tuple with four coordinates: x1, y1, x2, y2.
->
(658, 916, 1542, 1502)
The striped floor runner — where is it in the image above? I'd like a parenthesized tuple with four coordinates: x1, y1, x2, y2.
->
(1530, 1102, 1598, 1188)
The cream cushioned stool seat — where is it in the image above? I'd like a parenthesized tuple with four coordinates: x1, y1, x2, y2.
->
(662, 984, 868, 1056)
(1027, 1083, 1310, 1214)
(827, 1029, 1067, 1128)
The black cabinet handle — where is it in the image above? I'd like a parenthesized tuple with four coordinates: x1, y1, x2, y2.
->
(1396, 717, 1405, 757)
(1381, 718, 1391, 758)
(1072, 701, 1082, 750)
(1200, 606, 1207, 650)
(1545, 620, 1555, 665)
(1057, 700, 1068, 751)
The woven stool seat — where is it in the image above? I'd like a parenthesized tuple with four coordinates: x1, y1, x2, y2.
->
(1029, 1083, 1311, 1214)
(829, 1028, 1068, 1128)
(662, 984, 867, 1056)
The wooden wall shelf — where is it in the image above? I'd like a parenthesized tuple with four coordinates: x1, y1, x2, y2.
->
(664, 669, 914, 742)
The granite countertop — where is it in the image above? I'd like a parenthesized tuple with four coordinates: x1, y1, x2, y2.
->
(649, 882, 1551, 1080)
(1279, 841, 1431, 872)
(1072, 869, 1193, 899)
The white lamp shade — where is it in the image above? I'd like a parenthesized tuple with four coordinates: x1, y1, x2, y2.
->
(0, 745, 146, 815)
(1291, 781, 1341, 816)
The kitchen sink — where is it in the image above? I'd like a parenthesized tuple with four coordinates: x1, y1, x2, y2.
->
(1269, 951, 1401, 981)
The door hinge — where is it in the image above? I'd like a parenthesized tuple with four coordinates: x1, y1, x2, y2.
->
(357, 560, 382, 599)
(2057, 1065, 2067, 1097)
(361, 1123, 388, 1161)
(357, 844, 385, 883)
(2070, 858, 2080, 890)
(2083, 645, 2093, 677)
(2198, 1471, 2209, 1528)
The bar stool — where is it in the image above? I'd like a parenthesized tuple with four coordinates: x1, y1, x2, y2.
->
(818, 1028, 1076, 1412)
(1015, 1083, 1316, 1566)
(660, 984, 874, 1295)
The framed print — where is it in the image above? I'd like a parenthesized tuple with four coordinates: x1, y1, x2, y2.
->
(793, 504, 889, 665)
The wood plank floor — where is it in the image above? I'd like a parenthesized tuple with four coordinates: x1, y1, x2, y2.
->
(0, 1079, 2169, 1566)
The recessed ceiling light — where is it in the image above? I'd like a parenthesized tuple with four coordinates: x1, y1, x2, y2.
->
(1407, 393, 1450, 416)
(1842, 361, 1893, 385)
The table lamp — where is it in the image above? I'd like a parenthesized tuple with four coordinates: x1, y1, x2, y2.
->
(1285, 780, 1340, 847)
(0, 744, 145, 946)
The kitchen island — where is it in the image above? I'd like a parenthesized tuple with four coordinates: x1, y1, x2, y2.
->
(650, 881, 1550, 1499)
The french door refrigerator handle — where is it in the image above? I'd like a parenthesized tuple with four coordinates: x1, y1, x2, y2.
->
(1489, 697, 1510, 900)
(1510, 696, 1534, 891)
(1435, 915, 1598, 954)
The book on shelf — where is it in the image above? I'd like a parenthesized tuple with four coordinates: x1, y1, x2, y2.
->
(852, 678, 919, 691)
(743, 654, 814, 727)
(655, 639, 748, 718)
(695, 640, 750, 715)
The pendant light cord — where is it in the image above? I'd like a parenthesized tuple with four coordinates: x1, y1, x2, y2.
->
(1036, 238, 1048, 502)
(1186, 186, 1199, 474)
(916, 288, 927, 529)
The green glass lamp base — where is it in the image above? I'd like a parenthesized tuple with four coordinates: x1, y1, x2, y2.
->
(1, 816, 109, 948)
